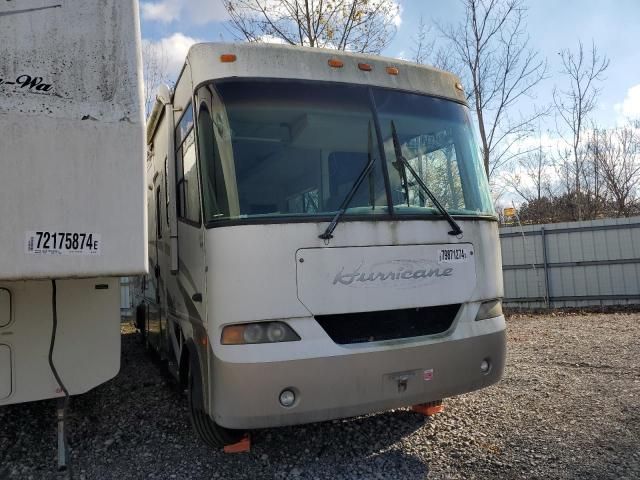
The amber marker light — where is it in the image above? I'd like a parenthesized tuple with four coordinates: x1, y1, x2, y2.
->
(220, 54, 237, 63)
(328, 58, 344, 68)
(386, 66, 399, 76)
(221, 325, 245, 345)
(358, 63, 373, 72)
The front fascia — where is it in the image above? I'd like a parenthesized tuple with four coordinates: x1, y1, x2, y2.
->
(205, 219, 503, 345)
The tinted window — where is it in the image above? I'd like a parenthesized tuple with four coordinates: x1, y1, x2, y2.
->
(175, 104, 200, 224)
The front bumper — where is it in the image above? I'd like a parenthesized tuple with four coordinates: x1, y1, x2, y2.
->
(210, 319, 506, 429)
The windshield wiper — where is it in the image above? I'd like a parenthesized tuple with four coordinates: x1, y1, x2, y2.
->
(319, 125, 376, 241)
(390, 121, 463, 237)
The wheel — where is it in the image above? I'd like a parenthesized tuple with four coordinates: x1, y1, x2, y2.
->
(187, 362, 245, 448)
(135, 304, 146, 336)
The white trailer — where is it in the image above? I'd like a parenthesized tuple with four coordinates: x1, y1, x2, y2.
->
(0, 0, 146, 466)
(137, 42, 506, 448)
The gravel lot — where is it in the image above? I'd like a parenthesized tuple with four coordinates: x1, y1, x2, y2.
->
(1, 312, 638, 480)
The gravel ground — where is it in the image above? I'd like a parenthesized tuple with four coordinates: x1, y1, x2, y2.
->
(1, 312, 638, 479)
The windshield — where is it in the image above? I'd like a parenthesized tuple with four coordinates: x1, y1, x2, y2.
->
(195, 79, 494, 224)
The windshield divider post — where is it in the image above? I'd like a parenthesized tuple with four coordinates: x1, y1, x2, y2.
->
(368, 88, 394, 215)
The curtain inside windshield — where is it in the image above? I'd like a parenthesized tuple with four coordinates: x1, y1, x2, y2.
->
(196, 80, 495, 224)
(195, 81, 387, 222)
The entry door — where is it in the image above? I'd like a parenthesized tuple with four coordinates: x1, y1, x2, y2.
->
(146, 174, 163, 350)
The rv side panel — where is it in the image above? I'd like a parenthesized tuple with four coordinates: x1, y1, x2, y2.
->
(0, 0, 146, 280)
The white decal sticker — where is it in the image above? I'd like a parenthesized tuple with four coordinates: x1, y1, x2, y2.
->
(423, 369, 434, 381)
(25, 231, 101, 256)
(438, 248, 470, 264)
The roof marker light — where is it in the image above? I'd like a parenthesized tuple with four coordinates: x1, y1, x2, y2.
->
(358, 63, 373, 72)
(220, 54, 237, 63)
(386, 66, 399, 76)
(455, 82, 464, 91)
(328, 58, 344, 68)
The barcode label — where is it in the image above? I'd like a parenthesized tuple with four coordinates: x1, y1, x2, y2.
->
(25, 231, 101, 256)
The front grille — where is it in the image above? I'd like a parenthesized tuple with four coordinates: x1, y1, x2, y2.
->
(315, 304, 461, 344)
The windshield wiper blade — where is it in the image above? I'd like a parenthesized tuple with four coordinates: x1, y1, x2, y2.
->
(390, 121, 463, 237)
(319, 158, 375, 241)
(319, 126, 376, 241)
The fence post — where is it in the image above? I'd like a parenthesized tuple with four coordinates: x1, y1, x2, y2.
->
(540, 227, 551, 308)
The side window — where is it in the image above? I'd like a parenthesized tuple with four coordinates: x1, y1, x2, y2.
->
(155, 186, 162, 239)
(196, 96, 230, 220)
(175, 104, 200, 224)
(164, 157, 170, 226)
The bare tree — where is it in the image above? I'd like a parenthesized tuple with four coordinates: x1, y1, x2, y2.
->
(411, 16, 434, 65)
(222, 0, 400, 54)
(502, 136, 553, 203)
(411, 16, 461, 75)
(438, 0, 548, 179)
(553, 41, 609, 220)
(142, 41, 172, 117)
(589, 124, 640, 217)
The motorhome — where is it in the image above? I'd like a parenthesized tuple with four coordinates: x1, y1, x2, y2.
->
(0, 0, 146, 464)
(137, 42, 506, 447)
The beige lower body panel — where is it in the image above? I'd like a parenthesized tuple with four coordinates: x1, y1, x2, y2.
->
(0, 278, 121, 406)
(210, 328, 506, 429)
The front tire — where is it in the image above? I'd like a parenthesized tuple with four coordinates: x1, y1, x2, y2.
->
(135, 304, 146, 336)
(187, 363, 245, 448)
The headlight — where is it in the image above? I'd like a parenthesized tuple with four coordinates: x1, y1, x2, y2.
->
(476, 299, 503, 321)
(221, 321, 301, 345)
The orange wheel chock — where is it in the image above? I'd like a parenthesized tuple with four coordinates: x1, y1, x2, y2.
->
(412, 400, 444, 416)
(223, 433, 251, 453)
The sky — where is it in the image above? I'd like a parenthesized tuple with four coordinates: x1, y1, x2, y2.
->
(140, 0, 640, 130)
(140, 0, 640, 208)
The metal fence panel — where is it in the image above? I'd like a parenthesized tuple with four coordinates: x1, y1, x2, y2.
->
(500, 216, 640, 308)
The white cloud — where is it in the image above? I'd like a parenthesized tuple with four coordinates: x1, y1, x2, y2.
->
(141, 0, 182, 23)
(258, 34, 288, 45)
(141, 0, 229, 25)
(614, 84, 640, 121)
(143, 32, 200, 78)
(185, 0, 230, 24)
(506, 131, 568, 157)
(392, 3, 403, 27)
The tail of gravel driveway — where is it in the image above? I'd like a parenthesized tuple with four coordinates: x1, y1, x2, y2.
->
(0, 312, 638, 479)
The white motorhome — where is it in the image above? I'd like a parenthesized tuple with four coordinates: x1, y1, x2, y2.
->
(137, 42, 506, 447)
(0, 0, 146, 463)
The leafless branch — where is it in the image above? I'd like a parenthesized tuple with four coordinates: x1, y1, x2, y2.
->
(552, 40, 609, 219)
(142, 41, 172, 118)
(437, 0, 548, 179)
(222, 0, 399, 54)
